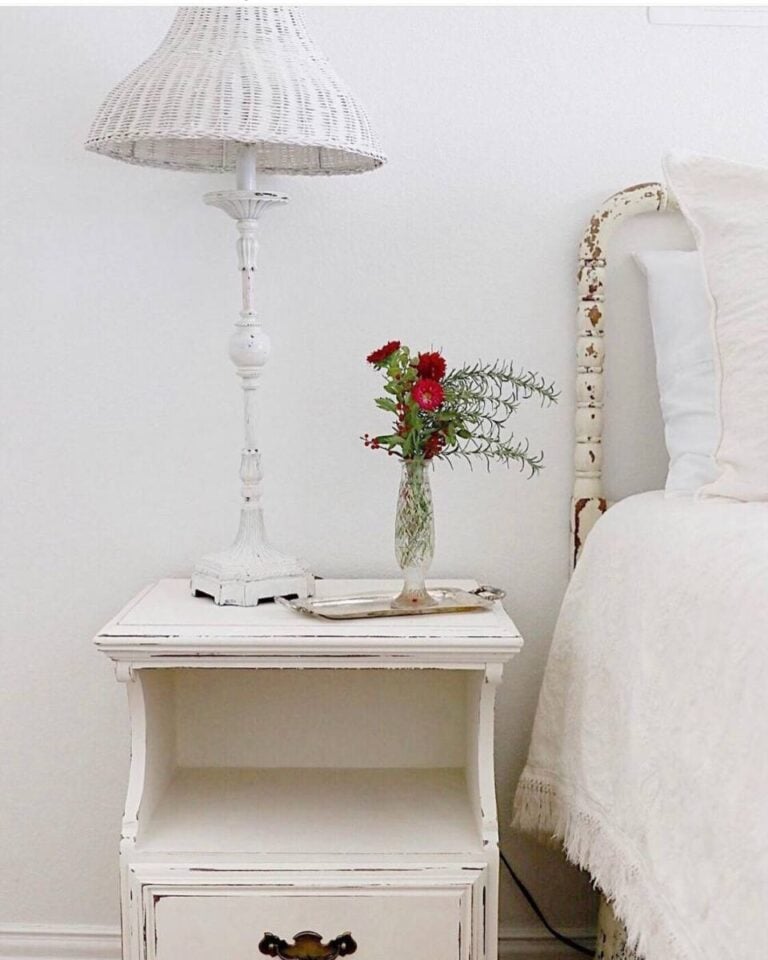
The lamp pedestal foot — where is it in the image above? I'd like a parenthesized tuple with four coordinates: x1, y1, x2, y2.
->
(191, 551, 314, 606)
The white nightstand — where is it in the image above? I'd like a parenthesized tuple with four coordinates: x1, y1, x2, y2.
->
(95, 578, 521, 960)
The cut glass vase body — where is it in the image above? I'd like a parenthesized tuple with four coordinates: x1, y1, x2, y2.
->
(393, 459, 436, 609)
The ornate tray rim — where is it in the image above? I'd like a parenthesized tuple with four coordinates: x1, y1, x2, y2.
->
(276, 586, 505, 621)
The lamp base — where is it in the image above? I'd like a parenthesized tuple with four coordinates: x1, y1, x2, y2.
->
(191, 543, 314, 606)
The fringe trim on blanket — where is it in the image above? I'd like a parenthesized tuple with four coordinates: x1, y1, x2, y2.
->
(512, 771, 699, 960)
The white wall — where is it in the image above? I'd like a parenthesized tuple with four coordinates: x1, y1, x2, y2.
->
(2, 4, 768, 936)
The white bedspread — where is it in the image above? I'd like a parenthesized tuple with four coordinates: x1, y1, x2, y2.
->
(513, 491, 768, 960)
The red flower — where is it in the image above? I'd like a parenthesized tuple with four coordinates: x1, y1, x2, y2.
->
(424, 432, 446, 459)
(416, 351, 446, 381)
(367, 340, 401, 365)
(412, 378, 444, 411)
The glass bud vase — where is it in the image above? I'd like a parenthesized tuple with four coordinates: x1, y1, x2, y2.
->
(393, 458, 437, 609)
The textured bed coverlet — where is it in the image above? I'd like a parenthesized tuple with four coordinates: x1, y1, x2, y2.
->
(514, 492, 767, 960)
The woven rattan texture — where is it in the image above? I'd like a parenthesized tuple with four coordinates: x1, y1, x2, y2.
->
(86, 7, 385, 175)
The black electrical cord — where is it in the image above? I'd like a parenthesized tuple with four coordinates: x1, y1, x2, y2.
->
(500, 849, 593, 957)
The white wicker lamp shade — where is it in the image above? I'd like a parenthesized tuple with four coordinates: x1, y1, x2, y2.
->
(85, 6, 385, 175)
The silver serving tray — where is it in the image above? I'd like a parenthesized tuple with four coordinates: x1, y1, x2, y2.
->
(276, 586, 505, 620)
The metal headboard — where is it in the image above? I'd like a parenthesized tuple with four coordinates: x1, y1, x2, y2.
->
(571, 182, 680, 565)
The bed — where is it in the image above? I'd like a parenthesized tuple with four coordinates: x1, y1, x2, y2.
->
(512, 182, 768, 960)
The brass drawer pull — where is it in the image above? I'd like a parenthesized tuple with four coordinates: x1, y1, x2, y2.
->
(259, 930, 357, 959)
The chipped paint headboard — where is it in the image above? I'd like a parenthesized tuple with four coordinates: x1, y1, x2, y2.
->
(571, 182, 680, 565)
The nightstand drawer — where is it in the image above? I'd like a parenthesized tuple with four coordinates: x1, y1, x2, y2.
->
(132, 866, 487, 960)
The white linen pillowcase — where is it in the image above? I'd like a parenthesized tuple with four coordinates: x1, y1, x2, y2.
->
(634, 250, 719, 495)
(664, 151, 768, 501)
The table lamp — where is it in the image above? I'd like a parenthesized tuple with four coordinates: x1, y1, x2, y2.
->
(86, 7, 385, 604)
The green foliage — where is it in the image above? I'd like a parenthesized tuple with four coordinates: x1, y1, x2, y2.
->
(440, 360, 557, 472)
(363, 345, 557, 475)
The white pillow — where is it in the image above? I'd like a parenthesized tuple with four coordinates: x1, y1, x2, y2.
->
(634, 250, 719, 495)
(664, 151, 768, 501)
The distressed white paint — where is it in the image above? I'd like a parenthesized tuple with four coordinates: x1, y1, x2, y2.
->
(0, 922, 594, 960)
(190, 179, 314, 605)
(135, 866, 482, 960)
(5, 4, 767, 938)
(571, 182, 677, 562)
(95, 579, 519, 960)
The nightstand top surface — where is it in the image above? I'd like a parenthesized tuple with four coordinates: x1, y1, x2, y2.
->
(95, 578, 522, 667)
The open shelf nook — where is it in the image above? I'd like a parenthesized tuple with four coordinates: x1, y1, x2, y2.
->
(141, 766, 480, 856)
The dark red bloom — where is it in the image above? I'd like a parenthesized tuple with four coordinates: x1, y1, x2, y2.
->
(366, 340, 401, 365)
(424, 432, 446, 459)
(416, 351, 446, 381)
(412, 378, 444, 411)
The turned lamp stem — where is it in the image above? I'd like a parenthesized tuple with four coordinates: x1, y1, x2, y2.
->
(188, 146, 314, 605)
(232, 146, 271, 540)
